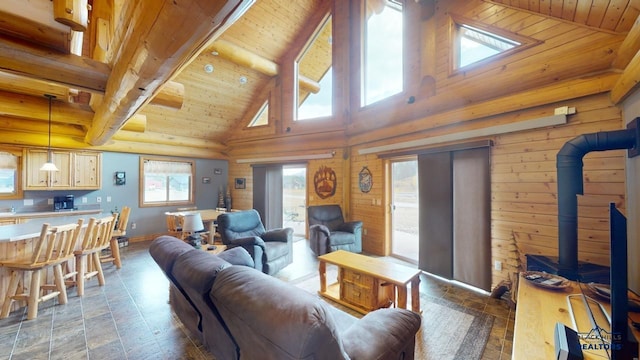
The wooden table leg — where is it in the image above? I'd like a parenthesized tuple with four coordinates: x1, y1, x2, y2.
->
(411, 275, 421, 313)
(319, 261, 326, 293)
(397, 286, 408, 309)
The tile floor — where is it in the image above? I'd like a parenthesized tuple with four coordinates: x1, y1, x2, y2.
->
(0, 239, 514, 359)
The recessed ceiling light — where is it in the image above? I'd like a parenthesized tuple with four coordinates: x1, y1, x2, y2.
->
(211, 51, 219, 56)
(239, 76, 248, 84)
(204, 64, 214, 73)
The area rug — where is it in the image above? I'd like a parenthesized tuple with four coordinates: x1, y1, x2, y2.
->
(290, 269, 495, 360)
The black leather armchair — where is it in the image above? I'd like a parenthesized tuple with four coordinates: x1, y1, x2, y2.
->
(217, 209, 293, 275)
(307, 205, 362, 256)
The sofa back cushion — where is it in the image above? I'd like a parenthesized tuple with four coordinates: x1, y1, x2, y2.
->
(149, 235, 195, 281)
(210, 266, 348, 360)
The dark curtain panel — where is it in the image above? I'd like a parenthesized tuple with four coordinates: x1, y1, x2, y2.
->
(417, 144, 491, 291)
(252, 165, 283, 229)
(418, 152, 453, 278)
(452, 147, 491, 291)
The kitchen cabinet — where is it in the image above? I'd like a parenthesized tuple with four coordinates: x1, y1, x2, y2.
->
(24, 149, 101, 190)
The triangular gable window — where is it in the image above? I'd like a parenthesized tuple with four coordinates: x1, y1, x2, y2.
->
(451, 16, 539, 71)
(248, 101, 268, 127)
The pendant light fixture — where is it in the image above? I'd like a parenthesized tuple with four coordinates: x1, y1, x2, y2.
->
(40, 94, 59, 172)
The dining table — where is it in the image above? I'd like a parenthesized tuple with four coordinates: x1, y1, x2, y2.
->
(164, 209, 227, 239)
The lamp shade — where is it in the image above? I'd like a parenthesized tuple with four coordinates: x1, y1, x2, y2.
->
(40, 159, 59, 171)
(182, 213, 204, 233)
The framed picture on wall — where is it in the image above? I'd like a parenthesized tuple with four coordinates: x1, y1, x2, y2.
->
(235, 178, 246, 189)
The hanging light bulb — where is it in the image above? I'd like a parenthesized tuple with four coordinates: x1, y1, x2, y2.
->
(40, 94, 59, 172)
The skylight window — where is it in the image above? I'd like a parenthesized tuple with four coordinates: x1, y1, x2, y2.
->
(458, 24, 520, 68)
(249, 101, 269, 127)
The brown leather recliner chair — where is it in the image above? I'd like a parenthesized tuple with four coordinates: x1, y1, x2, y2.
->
(307, 205, 362, 256)
(217, 209, 293, 275)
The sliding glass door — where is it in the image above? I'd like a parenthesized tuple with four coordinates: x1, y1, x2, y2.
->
(391, 158, 419, 263)
(283, 165, 306, 236)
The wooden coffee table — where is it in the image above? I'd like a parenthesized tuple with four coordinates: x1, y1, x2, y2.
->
(318, 250, 421, 314)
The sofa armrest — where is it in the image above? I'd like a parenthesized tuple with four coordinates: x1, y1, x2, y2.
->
(310, 224, 331, 237)
(217, 246, 255, 268)
(263, 227, 293, 242)
(337, 221, 363, 234)
(341, 308, 421, 359)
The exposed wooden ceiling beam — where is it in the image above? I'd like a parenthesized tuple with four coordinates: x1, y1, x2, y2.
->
(0, 90, 93, 127)
(85, 0, 254, 146)
(0, 128, 227, 159)
(0, 8, 71, 53)
(0, 37, 110, 94)
(612, 14, 640, 69)
(0, 40, 186, 110)
(209, 39, 321, 93)
(611, 49, 640, 104)
(113, 130, 226, 151)
(0, 72, 72, 101)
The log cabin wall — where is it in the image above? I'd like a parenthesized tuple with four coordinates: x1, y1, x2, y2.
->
(348, 93, 625, 288)
(225, 0, 632, 290)
(490, 93, 625, 286)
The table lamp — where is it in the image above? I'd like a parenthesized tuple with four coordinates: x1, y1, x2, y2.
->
(182, 213, 204, 249)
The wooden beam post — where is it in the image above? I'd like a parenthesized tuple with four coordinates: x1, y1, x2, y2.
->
(85, 0, 253, 146)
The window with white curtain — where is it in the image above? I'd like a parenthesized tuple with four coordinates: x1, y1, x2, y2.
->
(140, 157, 194, 207)
(0, 151, 21, 199)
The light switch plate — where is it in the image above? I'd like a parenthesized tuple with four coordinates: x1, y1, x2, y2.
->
(96, 197, 102, 203)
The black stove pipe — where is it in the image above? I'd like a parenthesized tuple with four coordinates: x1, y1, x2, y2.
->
(557, 127, 638, 279)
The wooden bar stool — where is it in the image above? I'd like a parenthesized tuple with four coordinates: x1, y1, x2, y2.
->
(65, 215, 116, 296)
(0, 222, 80, 320)
(101, 206, 130, 269)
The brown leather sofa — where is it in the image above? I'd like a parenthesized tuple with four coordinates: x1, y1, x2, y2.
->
(150, 235, 421, 360)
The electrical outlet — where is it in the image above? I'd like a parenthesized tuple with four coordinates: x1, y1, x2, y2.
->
(106, 196, 111, 203)
(96, 196, 102, 203)
(47, 198, 53, 205)
(82, 197, 87, 204)
(363, 228, 368, 235)
(494, 261, 502, 271)
(131, 223, 136, 230)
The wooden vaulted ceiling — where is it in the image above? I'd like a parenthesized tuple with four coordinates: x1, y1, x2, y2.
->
(0, 0, 638, 158)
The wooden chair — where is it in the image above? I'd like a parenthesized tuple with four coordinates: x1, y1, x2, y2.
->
(101, 206, 130, 269)
(166, 212, 211, 243)
(66, 215, 115, 296)
(166, 213, 185, 239)
(0, 222, 81, 320)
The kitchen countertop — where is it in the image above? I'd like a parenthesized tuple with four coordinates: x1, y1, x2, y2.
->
(0, 210, 109, 242)
(0, 209, 102, 219)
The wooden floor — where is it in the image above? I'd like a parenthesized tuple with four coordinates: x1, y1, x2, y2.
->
(0, 239, 514, 359)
